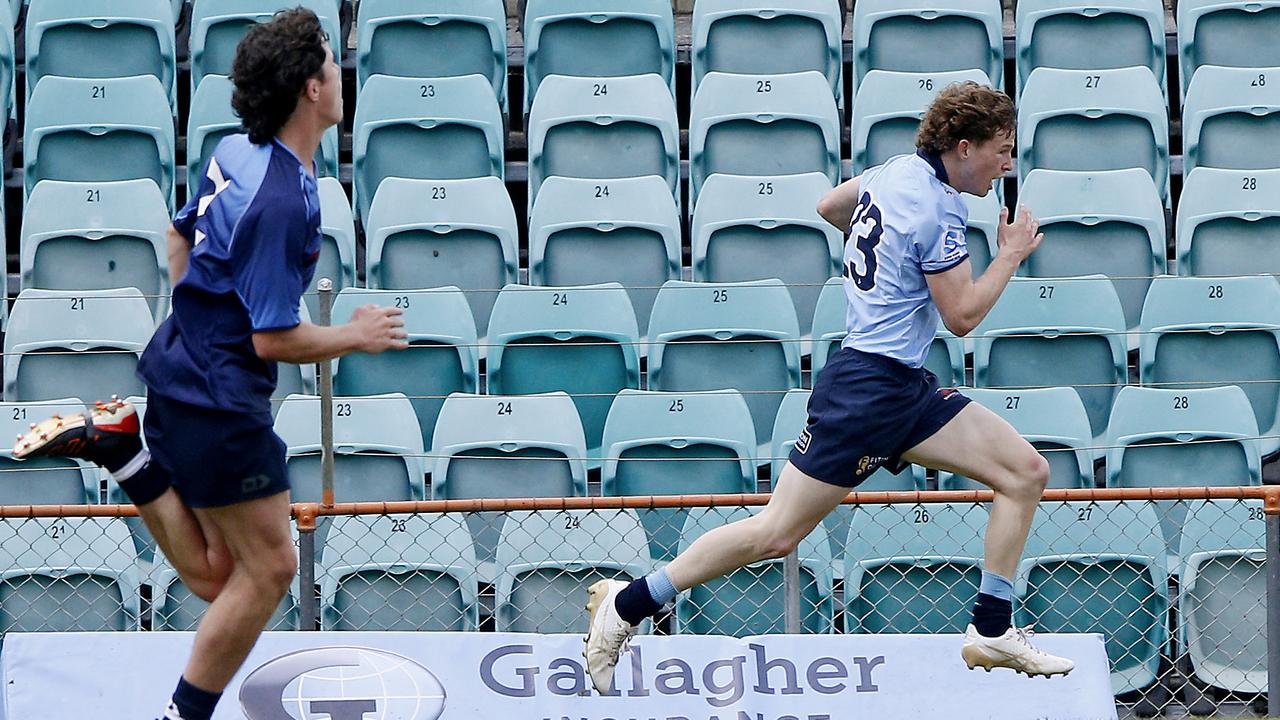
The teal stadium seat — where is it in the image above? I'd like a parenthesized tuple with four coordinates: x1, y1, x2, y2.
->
(25, 0, 177, 111)
(1176, 168, 1280, 277)
(940, 387, 1094, 491)
(152, 546, 297, 630)
(1017, 168, 1166, 335)
(25, 76, 175, 209)
(647, 280, 802, 458)
(319, 513, 479, 631)
(189, 0, 342, 93)
(0, 3, 17, 120)
(1139, 275, 1280, 457)
(1106, 386, 1260, 558)
(0, 399, 99, 504)
(527, 73, 680, 213)
(353, 74, 504, 222)
(852, 0, 1003, 90)
(488, 283, 640, 464)
(496, 509, 651, 633)
(851, 69, 993, 174)
(689, 70, 839, 209)
(1015, 0, 1165, 99)
(4, 288, 153, 403)
(1018, 67, 1169, 204)
(307, 177, 357, 319)
(363, 176, 517, 342)
(973, 276, 1128, 445)
(1183, 66, 1280, 177)
(676, 506, 833, 635)
(600, 389, 757, 562)
(0, 517, 140, 632)
(187, 75, 339, 186)
(21, 179, 171, 321)
(845, 502, 988, 633)
(523, 0, 674, 118)
(528, 176, 681, 340)
(691, 0, 842, 106)
(333, 288, 479, 452)
(963, 189, 1002, 277)
(1179, 499, 1268, 694)
(1017, 501, 1169, 695)
(1177, 0, 1280, 103)
(431, 392, 588, 581)
(357, 0, 507, 118)
(691, 173, 842, 339)
(273, 302, 316, 417)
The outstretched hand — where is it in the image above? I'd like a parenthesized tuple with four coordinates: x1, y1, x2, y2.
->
(996, 206, 1044, 264)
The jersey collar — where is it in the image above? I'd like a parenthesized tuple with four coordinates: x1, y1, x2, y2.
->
(916, 149, 956, 190)
(271, 137, 316, 177)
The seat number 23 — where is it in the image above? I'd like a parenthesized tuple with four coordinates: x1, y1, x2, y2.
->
(843, 192, 884, 292)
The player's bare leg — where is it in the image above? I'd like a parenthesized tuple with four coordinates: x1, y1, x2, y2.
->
(902, 402, 1073, 678)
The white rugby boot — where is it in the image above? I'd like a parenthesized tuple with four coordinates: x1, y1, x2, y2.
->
(583, 579, 637, 694)
(961, 624, 1075, 678)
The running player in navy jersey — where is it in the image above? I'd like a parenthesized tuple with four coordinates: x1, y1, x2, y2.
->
(14, 10, 406, 720)
(585, 81, 1074, 692)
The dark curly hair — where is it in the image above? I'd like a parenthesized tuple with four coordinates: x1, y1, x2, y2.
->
(230, 7, 328, 145)
(916, 81, 1015, 155)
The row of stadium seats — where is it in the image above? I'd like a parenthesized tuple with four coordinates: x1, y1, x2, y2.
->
(0, 498, 1262, 697)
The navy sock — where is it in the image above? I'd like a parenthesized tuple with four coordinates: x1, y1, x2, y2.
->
(615, 578, 663, 625)
(168, 676, 221, 720)
(972, 592, 1013, 638)
(114, 454, 171, 506)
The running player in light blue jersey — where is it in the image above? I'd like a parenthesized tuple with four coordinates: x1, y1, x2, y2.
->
(586, 81, 1074, 689)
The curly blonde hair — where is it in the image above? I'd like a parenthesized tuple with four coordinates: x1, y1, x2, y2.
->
(915, 81, 1015, 155)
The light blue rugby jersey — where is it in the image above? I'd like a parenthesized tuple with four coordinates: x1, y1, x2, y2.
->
(839, 150, 970, 368)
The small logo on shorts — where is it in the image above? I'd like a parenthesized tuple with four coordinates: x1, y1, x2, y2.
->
(940, 388, 959, 400)
(856, 455, 891, 477)
(241, 474, 272, 494)
(795, 428, 813, 455)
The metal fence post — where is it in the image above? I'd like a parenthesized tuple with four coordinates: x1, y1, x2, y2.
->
(784, 549, 801, 634)
(316, 279, 335, 508)
(296, 504, 318, 631)
(1268, 510, 1279, 715)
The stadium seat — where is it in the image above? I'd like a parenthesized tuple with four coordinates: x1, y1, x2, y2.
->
(676, 506, 834, 635)
(1015, 0, 1165, 100)
(333, 288, 479, 452)
(363, 176, 518, 342)
(973, 276, 1128, 445)
(527, 73, 680, 213)
(0, 517, 140, 632)
(689, 70, 840, 209)
(488, 283, 640, 464)
(306, 177, 358, 320)
(528, 176, 681, 340)
(1017, 168, 1166, 334)
(319, 513, 479, 631)
(274, 393, 427, 504)
(845, 502, 989, 633)
(963, 190, 1002, 278)
(495, 509, 652, 633)
(647, 280, 803, 458)
(25, 75, 176, 209)
(0, 4, 17, 120)
(1177, 0, 1280, 103)
(1107, 386, 1260, 558)
(189, 0, 342, 93)
(188, 75, 339, 186)
(852, 0, 1003, 90)
(1179, 499, 1268, 694)
(4, 288, 153, 403)
(152, 546, 296, 630)
(357, 0, 508, 118)
(1017, 501, 1169, 694)
(600, 389, 757, 562)
(1018, 67, 1170, 204)
(524, 0, 675, 118)
(352, 74, 505, 222)
(940, 387, 1094, 491)
(691, 173, 842, 338)
(273, 303, 316, 417)
(851, 69, 994, 174)
(431, 392, 588, 580)
(1176, 168, 1280, 277)
(0, 399, 99, 504)
(1139, 275, 1280, 457)
(691, 0, 841, 105)
(21, 179, 171, 321)
(1183, 66, 1280, 177)
(25, 0, 177, 111)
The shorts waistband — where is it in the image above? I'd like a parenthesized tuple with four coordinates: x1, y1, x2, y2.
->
(838, 346, 923, 377)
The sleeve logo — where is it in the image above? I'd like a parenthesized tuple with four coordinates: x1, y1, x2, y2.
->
(941, 228, 966, 261)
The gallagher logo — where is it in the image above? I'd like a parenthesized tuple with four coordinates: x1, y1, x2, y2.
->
(239, 647, 446, 720)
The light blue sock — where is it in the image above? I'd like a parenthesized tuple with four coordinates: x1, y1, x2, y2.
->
(979, 570, 1014, 602)
(644, 568, 678, 606)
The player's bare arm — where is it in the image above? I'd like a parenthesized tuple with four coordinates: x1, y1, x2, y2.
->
(253, 304, 409, 364)
(926, 206, 1043, 336)
(816, 176, 862, 230)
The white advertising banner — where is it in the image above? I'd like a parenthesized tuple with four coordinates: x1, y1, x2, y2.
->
(3, 631, 1117, 720)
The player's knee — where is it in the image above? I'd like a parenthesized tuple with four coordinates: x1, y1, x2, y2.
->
(758, 529, 803, 561)
(1013, 452, 1051, 499)
(252, 544, 297, 597)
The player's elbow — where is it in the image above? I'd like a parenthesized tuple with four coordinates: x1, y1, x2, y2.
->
(940, 311, 978, 338)
(815, 193, 846, 229)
